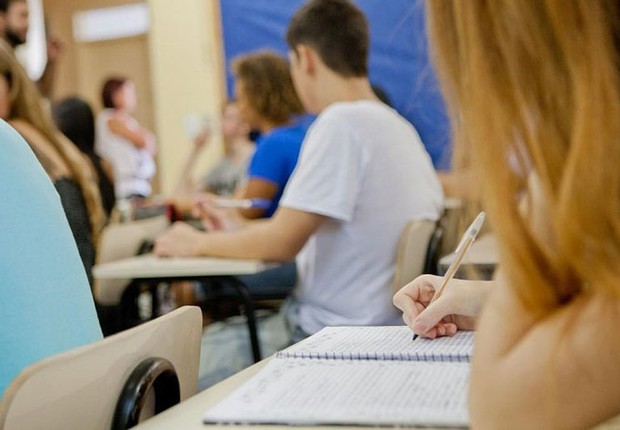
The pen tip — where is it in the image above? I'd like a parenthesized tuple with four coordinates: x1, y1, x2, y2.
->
(412, 334, 418, 341)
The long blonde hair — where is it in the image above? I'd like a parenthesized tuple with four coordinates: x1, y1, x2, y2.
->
(0, 42, 104, 242)
(427, 2, 620, 311)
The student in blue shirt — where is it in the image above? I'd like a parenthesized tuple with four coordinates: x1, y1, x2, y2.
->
(247, 119, 307, 218)
(231, 51, 308, 219)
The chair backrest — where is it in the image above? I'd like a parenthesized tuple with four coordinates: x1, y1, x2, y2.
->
(423, 224, 444, 275)
(0, 306, 202, 430)
(94, 215, 169, 305)
(392, 219, 437, 295)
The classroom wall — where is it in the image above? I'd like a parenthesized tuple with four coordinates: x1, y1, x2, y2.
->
(43, 0, 226, 196)
(147, 0, 226, 196)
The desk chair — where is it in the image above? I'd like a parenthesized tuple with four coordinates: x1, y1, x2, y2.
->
(0, 306, 202, 430)
(423, 224, 444, 275)
(94, 215, 170, 334)
(392, 219, 438, 295)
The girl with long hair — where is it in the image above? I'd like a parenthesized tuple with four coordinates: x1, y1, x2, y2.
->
(0, 41, 104, 285)
(394, 2, 620, 428)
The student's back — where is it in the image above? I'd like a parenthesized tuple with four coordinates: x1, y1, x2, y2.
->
(284, 100, 443, 333)
(0, 120, 102, 396)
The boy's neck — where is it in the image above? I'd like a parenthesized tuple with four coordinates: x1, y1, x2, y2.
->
(314, 73, 379, 112)
(257, 119, 287, 134)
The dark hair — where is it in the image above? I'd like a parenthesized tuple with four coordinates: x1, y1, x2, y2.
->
(286, 0, 369, 77)
(52, 96, 116, 217)
(52, 97, 95, 153)
(0, 0, 24, 13)
(101, 77, 127, 109)
(231, 51, 303, 125)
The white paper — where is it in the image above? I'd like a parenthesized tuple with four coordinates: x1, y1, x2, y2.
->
(203, 358, 470, 427)
(278, 326, 474, 362)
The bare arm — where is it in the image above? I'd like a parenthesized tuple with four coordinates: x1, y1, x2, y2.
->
(107, 117, 155, 153)
(154, 207, 325, 261)
(36, 37, 63, 99)
(36, 60, 57, 99)
(175, 131, 210, 197)
(237, 178, 278, 219)
(469, 276, 620, 429)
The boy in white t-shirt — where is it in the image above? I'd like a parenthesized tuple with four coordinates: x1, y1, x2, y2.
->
(155, 0, 443, 340)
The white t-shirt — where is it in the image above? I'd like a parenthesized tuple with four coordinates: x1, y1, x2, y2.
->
(95, 109, 155, 198)
(280, 101, 444, 335)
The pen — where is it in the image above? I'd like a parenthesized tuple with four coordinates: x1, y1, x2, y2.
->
(412, 211, 486, 340)
(213, 198, 271, 210)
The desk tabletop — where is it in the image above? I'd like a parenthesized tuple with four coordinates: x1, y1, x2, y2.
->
(133, 355, 620, 430)
(93, 254, 266, 279)
(134, 360, 270, 430)
(133, 358, 458, 430)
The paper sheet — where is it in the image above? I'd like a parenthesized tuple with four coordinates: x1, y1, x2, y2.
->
(203, 357, 470, 427)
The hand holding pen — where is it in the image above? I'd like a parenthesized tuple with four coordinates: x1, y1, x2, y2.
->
(191, 194, 272, 232)
(392, 212, 489, 340)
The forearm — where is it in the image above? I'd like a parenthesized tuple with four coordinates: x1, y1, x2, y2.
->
(132, 130, 155, 152)
(175, 148, 202, 195)
(196, 219, 297, 261)
(155, 208, 321, 261)
(108, 118, 155, 150)
(36, 61, 56, 99)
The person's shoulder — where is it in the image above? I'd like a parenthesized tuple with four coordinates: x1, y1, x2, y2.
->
(96, 108, 113, 121)
(317, 100, 395, 125)
(260, 124, 306, 147)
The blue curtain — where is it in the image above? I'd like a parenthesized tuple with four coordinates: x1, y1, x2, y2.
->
(220, 0, 451, 169)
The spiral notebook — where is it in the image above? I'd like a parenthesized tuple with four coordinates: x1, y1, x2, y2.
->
(203, 326, 473, 428)
(278, 325, 473, 362)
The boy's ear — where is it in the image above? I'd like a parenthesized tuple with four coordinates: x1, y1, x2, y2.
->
(295, 44, 316, 76)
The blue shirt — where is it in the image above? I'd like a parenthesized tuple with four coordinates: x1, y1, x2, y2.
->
(0, 120, 102, 396)
(247, 121, 308, 217)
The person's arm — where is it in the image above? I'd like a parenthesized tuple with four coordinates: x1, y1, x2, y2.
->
(393, 274, 493, 337)
(154, 207, 325, 261)
(174, 130, 210, 198)
(36, 36, 63, 99)
(107, 117, 156, 153)
(467, 276, 620, 429)
(237, 178, 278, 219)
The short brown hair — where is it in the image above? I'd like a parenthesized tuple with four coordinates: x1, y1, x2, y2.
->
(231, 51, 303, 125)
(286, 0, 369, 77)
(101, 77, 127, 109)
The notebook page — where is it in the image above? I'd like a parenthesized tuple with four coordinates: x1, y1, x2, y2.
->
(203, 357, 470, 427)
(278, 326, 474, 362)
